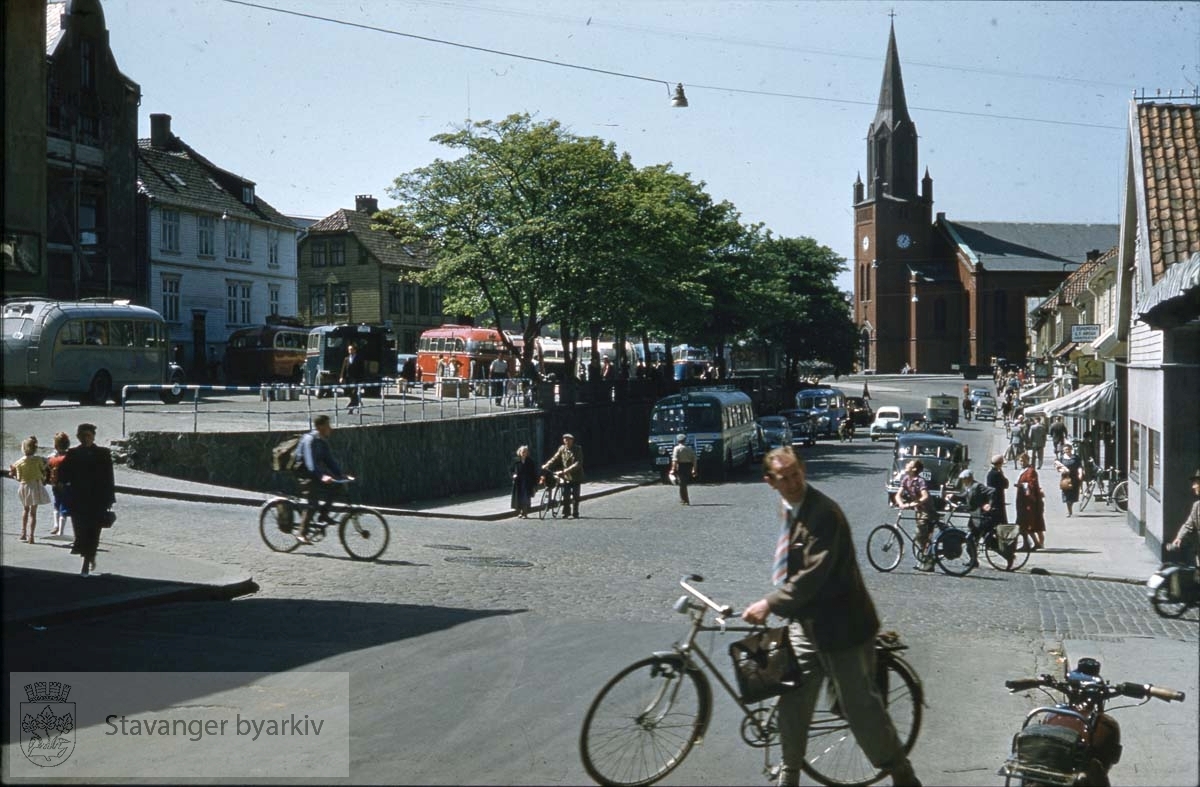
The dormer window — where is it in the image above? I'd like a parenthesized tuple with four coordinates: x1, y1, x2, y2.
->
(242, 185, 254, 204)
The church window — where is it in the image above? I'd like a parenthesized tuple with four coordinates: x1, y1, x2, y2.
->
(994, 291, 1008, 332)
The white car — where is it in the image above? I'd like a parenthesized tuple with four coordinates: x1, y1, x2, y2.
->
(869, 406, 905, 441)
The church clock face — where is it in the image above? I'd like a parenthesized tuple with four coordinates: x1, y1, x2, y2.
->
(861, 235, 870, 251)
(896, 233, 912, 249)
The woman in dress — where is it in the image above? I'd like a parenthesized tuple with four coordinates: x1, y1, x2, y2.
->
(510, 445, 537, 519)
(1054, 442, 1083, 517)
(1015, 452, 1045, 551)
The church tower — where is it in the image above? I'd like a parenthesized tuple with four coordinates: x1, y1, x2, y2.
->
(853, 23, 933, 373)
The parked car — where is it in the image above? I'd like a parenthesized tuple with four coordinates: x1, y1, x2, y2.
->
(757, 416, 794, 450)
(869, 406, 904, 441)
(974, 395, 998, 421)
(779, 408, 817, 446)
(884, 432, 970, 506)
(846, 396, 874, 426)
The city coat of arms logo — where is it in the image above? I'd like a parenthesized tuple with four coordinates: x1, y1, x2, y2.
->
(20, 681, 75, 766)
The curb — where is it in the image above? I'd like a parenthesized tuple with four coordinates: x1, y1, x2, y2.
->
(5, 577, 259, 630)
(1027, 567, 1148, 586)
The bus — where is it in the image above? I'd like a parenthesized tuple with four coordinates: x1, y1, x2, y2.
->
(415, 325, 517, 384)
(1, 298, 184, 407)
(304, 323, 397, 396)
(791, 385, 848, 438)
(222, 318, 308, 385)
(648, 387, 757, 481)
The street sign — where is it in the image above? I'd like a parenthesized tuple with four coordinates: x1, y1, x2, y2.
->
(1071, 324, 1101, 342)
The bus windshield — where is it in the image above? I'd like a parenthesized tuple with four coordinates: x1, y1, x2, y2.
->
(650, 402, 721, 435)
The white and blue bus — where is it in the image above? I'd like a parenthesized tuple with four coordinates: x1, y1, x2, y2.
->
(648, 387, 757, 481)
(792, 385, 849, 439)
(2, 298, 183, 407)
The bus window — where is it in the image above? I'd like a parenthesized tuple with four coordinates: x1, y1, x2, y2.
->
(110, 320, 135, 347)
(84, 320, 107, 345)
(135, 321, 154, 348)
(58, 321, 84, 347)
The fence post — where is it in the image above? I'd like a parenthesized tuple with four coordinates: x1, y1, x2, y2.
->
(192, 387, 200, 433)
(122, 386, 129, 437)
(266, 386, 273, 432)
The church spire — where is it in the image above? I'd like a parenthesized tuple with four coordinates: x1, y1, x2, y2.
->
(865, 21, 919, 200)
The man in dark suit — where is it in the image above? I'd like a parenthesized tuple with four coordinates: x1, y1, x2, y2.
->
(56, 423, 115, 576)
(743, 447, 920, 787)
(340, 344, 365, 413)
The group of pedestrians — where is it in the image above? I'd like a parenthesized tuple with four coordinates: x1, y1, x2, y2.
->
(8, 422, 114, 576)
(508, 433, 585, 519)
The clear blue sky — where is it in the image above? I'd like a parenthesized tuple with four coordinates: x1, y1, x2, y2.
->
(102, 1, 1199, 292)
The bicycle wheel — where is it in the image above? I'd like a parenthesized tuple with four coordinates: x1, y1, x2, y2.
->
(801, 653, 923, 787)
(1151, 583, 1189, 619)
(933, 527, 974, 576)
(339, 507, 389, 560)
(538, 486, 559, 520)
(259, 499, 302, 553)
(983, 529, 1029, 571)
(1079, 480, 1094, 511)
(1109, 480, 1129, 512)
(866, 525, 904, 572)
(579, 657, 710, 787)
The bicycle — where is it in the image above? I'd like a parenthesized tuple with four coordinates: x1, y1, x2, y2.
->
(259, 478, 390, 560)
(1079, 463, 1129, 512)
(866, 504, 1026, 576)
(538, 471, 565, 519)
(578, 574, 923, 787)
(940, 498, 1030, 573)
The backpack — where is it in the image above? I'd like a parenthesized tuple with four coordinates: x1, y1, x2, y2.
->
(271, 435, 305, 474)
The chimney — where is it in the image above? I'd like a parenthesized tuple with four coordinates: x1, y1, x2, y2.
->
(150, 113, 172, 149)
(355, 195, 379, 215)
(1085, 249, 1100, 262)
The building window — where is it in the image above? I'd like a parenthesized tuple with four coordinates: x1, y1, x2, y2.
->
(198, 215, 215, 256)
(358, 244, 369, 265)
(226, 220, 251, 260)
(1129, 422, 1141, 479)
(330, 239, 345, 266)
(269, 285, 280, 316)
(312, 242, 327, 268)
(80, 40, 94, 89)
(388, 283, 402, 314)
(431, 285, 444, 317)
(161, 276, 180, 322)
(332, 284, 349, 316)
(161, 209, 180, 252)
(227, 281, 251, 325)
(310, 286, 327, 317)
(418, 287, 430, 316)
(268, 229, 280, 266)
(403, 284, 416, 315)
(1148, 428, 1160, 492)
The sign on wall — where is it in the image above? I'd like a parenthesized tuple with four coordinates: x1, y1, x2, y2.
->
(1077, 356, 1105, 385)
(1071, 323, 1101, 343)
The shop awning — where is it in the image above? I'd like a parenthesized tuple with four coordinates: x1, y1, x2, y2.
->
(1023, 380, 1117, 421)
(1019, 379, 1055, 399)
(1052, 341, 1079, 359)
(1137, 253, 1200, 329)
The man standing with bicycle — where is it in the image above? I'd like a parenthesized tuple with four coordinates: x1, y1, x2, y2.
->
(742, 447, 921, 787)
(543, 433, 583, 518)
(296, 414, 354, 544)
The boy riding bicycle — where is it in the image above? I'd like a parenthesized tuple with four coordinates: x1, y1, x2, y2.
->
(296, 414, 354, 543)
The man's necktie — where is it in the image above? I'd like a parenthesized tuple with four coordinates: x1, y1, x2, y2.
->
(772, 508, 793, 586)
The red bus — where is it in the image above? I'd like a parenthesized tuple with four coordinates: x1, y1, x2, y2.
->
(415, 325, 517, 384)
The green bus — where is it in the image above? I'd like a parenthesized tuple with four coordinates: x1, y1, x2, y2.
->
(648, 388, 757, 481)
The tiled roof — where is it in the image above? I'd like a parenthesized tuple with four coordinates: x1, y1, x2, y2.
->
(944, 221, 1119, 272)
(1135, 102, 1200, 277)
(306, 209, 432, 270)
(46, 1, 65, 55)
(1032, 246, 1118, 310)
(137, 139, 291, 227)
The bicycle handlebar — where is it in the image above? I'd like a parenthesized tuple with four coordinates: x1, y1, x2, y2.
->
(679, 575, 737, 619)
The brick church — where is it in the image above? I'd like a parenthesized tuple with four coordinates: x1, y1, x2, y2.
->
(852, 25, 1118, 374)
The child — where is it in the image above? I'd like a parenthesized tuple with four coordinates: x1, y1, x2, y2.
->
(11, 436, 51, 543)
(46, 431, 72, 537)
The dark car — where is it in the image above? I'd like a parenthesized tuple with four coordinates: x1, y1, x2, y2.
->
(846, 396, 874, 426)
(884, 432, 970, 505)
(757, 416, 794, 450)
(779, 408, 817, 446)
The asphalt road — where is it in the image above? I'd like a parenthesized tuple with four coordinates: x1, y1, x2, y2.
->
(3, 377, 1197, 785)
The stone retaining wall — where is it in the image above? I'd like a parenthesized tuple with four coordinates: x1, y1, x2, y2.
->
(125, 401, 654, 506)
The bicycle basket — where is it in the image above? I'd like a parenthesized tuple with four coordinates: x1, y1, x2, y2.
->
(938, 528, 966, 560)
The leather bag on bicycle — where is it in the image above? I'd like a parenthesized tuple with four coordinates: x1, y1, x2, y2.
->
(728, 626, 801, 703)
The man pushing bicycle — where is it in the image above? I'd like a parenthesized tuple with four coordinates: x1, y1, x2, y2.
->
(296, 414, 354, 544)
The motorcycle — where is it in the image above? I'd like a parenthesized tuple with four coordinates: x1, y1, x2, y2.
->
(1000, 657, 1185, 786)
(1147, 558, 1200, 618)
(837, 417, 855, 442)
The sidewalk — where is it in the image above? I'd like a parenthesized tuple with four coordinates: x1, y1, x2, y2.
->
(985, 430, 1162, 586)
(2, 462, 655, 629)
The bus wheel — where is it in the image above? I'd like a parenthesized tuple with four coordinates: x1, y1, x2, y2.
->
(15, 393, 45, 408)
(87, 371, 112, 405)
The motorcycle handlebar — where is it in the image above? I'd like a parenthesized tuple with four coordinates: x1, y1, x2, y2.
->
(1119, 682, 1186, 702)
(1005, 678, 1047, 691)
